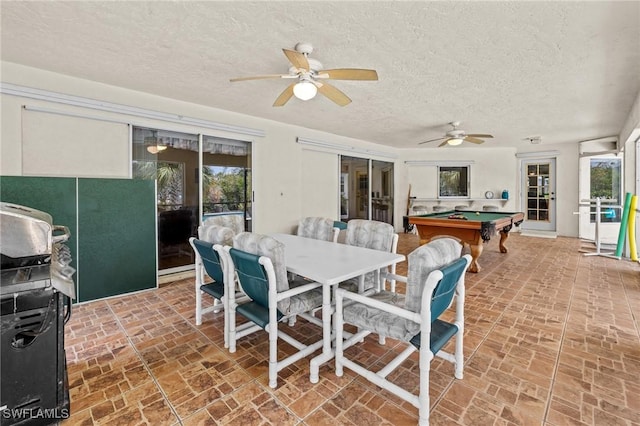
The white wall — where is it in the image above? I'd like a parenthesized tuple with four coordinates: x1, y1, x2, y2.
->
(3, 61, 631, 239)
(401, 146, 518, 207)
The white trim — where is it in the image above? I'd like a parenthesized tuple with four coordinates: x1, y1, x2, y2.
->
(198, 134, 204, 226)
(515, 150, 560, 158)
(579, 150, 618, 158)
(23, 105, 131, 125)
(296, 137, 397, 159)
(405, 160, 475, 166)
(579, 136, 618, 144)
(1, 82, 265, 137)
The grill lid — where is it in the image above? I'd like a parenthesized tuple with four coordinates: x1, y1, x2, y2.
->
(0, 202, 53, 259)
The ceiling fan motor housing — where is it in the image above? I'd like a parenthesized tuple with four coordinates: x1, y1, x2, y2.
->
(448, 130, 466, 138)
(294, 42, 314, 55)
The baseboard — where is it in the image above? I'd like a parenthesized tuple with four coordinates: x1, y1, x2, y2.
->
(159, 270, 195, 286)
(519, 230, 557, 239)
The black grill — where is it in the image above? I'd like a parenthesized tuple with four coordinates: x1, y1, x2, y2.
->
(1, 203, 73, 425)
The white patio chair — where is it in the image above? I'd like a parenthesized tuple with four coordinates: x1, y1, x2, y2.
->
(189, 235, 235, 347)
(335, 238, 471, 425)
(341, 219, 399, 293)
(202, 214, 245, 235)
(226, 232, 324, 388)
(297, 216, 339, 242)
(190, 225, 235, 329)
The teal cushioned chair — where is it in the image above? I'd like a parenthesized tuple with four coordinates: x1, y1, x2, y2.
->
(341, 219, 399, 294)
(334, 238, 471, 426)
(227, 232, 324, 388)
(297, 216, 339, 242)
(189, 236, 233, 347)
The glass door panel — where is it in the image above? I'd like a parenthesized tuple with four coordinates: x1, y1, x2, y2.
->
(521, 159, 556, 231)
(372, 160, 394, 224)
(526, 164, 550, 221)
(202, 136, 252, 231)
(340, 156, 369, 220)
(578, 155, 622, 244)
(132, 127, 199, 272)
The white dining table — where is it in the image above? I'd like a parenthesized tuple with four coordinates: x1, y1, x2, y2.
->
(270, 233, 405, 383)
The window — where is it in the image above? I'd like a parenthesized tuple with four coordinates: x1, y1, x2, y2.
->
(590, 158, 621, 223)
(438, 166, 470, 198)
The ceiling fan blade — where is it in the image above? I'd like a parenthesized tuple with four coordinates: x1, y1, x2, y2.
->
(438, 140, 450, 147)
(230, 74, 293, 82)
(466, 134, 493, 139)
(283, 48, 309, 71)
(465, 136, 485, 144)
(418, 137, 446, 145)
(273, 83, 296, 107)
(316, 82, 352, 106)
(316, 68, 378, 80)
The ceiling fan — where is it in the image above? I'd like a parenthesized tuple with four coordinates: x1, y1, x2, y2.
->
(418, 121, 494, 147)
(229, 42, 378, 107)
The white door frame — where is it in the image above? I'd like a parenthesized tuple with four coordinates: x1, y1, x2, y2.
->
(519, 157, 557, 232)
(578, 153, 623, 245)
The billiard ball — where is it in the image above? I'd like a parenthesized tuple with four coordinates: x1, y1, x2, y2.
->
(475, 212, 480, 215)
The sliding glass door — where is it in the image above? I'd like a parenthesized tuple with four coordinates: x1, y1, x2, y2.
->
(133, 127, 251, 274)
(340, 156, 394, 224)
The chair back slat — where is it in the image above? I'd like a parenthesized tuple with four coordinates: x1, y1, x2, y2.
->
(229, 248, 270, 308)
(192, 239, 224, 284)
(430, 257, 468, 321)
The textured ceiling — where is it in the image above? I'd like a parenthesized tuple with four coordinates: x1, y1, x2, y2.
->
(1, 1, 639, 149)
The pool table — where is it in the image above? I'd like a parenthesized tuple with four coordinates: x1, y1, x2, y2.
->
(408, 210, 524, 273)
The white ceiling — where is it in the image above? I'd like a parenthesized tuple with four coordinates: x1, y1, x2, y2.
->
(1, 1, 639, 150)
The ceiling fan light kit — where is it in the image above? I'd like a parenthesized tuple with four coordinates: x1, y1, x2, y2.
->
(230, 42, 378, 107)
(293, 80, 317, 100)
(146, 144, 167, 154)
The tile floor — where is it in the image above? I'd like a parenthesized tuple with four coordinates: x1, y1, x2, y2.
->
(61, 232, 640, 425)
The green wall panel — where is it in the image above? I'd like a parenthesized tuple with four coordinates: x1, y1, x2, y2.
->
(78, 178, 156, 302)
(0, 176, 78, 284)
(1, 176, 157, 303)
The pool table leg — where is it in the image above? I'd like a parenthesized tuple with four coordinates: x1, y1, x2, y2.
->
(468, 243, 483, 273)
(499, 230, 510, 253)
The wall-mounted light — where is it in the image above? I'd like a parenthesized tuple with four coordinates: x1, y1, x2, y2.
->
(293, 81, 317, 101)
